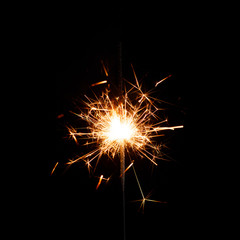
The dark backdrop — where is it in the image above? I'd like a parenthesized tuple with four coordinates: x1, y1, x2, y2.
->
(42, 4, 214, 240)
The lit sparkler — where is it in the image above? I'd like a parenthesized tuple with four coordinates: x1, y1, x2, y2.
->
(66, 66, 183, 208)
(68, 79, 182, 168)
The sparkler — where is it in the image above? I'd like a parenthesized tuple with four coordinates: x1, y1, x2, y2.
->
(54, 62, 183, 240)
(66, 66, 183, 209)
(68, 82, 182, 167)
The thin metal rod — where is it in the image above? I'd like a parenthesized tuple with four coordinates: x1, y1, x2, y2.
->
(118, 40, 126, 240)
(120, 146, 125, 191)
(120, 146, 126, 240)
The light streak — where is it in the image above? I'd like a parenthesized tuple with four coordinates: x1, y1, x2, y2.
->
(132, 164, 144, 199)
(96, 175, 103, 190)
(153, 125, 184, 131)
(96, 175, 110, 190)
(83, 159, 93, 174)
(101, 60, 109, 77)
(91, 80, 108, 87)
(132, 164, 166, 212)
(51, 162, 59, 175)
(57, 113, 64, 119)
(120, 161, 134, 177)
(155, 74, 172, 87)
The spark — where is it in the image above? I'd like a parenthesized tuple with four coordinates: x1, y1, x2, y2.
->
(131, 164, 165, 212)
(132, 164, 144, 199)
(153, 125, 184, 131)
(120, 161, 134, 177)
(83, 159, 93, 174)
(155, 74, 172, 87)
(67, 126, 78, 144)
(134, 197, 167, 213)
(96, 175, 103, 190)
(91, 80, 108, 87)
(96, 175, 110, 190)
(101, 60, 109, 77)
(56, 113, 64, 119)
(51, 162, 59, 175)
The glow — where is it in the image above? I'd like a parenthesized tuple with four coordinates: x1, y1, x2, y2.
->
(67, 75, 183, 165)
(65, 66, 183, 209)
(106, 115, 134, 142)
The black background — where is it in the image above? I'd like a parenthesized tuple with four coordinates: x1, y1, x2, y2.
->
(41, 3, 220, 239)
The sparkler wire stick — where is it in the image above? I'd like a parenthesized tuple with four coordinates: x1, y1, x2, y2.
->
(120, 145, 126, 240)
(118, 41, 126, 240)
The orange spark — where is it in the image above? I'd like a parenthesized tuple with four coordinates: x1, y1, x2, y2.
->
(57, 113, 64, 119)
(101, 60, 109, 77)
(68, 127, 78, 144)
(91, 80, 108, 87)
(84, 159, 93, 174)
(153, 125, 184, 131)
(96, 175, 103, 190)
(155, 74, 172, 87)
(51, 162, 59, 175)
(131, 64, 139, 86)
(120, 161, 134, 177)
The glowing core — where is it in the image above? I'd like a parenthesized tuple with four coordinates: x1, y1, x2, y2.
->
(107, 115, 134, 142)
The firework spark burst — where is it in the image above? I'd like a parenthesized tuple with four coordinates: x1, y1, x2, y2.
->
(64, 66, 183, 208)
(67, 77, 182, 168)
